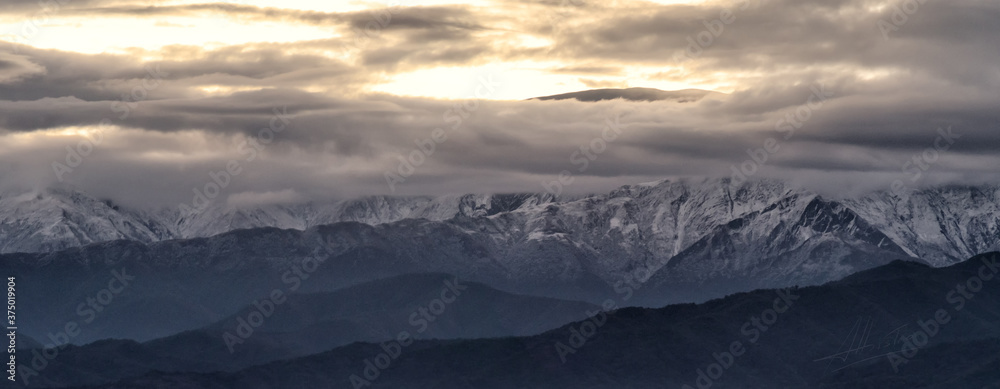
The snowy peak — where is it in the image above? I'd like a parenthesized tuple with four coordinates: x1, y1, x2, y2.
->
(843, 185, 1000, 266)
(0, 189, 557, 253)
(1, 177, 998, 286)
(0, 189, 173, 253)
(3, 178, 999, 308)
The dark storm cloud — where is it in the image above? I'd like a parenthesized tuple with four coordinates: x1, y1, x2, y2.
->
(0, 46, 359, 102)
(538, 0, 1000, 88)
(0, 0, 149, 12)
(2, 88, 999, 204)
(1, 0, 999, 204)
(549, 66, 622, 75)
(65, 3, 487, 32)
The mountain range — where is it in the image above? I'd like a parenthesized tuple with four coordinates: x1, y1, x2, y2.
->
(3, 177, 998, 272)
(4, 177, 998, 345)
(4, 177, 999, 387)
(28, 252, 1000, 388)
(530, 87, 722, 102)
(17, 273, 597, 388)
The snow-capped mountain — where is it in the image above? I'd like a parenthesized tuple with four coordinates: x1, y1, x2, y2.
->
(0, 189, 173, 254)
(842, 186, 1000, 266)
(3, 177, 999, 342)
(0, 190, 554, 253)
(1, 177, 998, 287)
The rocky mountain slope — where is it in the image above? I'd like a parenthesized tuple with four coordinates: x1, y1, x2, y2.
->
(3, 179, 996, 271)
(4, 178, 998, 345)
(0, 189, 553, 254)
(69, 253, 1000, 389)
(17, 273, 597, 388)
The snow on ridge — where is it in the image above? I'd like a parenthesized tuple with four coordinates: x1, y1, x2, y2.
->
(1, 178, 998, 269)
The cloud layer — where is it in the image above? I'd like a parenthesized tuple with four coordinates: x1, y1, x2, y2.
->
(1, 0, 998, 207)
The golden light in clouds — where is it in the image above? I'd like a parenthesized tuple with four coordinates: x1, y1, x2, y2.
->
(3, 126, 104, 141)
(1, 0, 995, 207)
(1, 0, 719, 100)
(370, 64, 585, 101)
(166, 0, 497, 13)
(370, 63, 714, 100)
(643, 0, 711, 4)
(0, 17, 331, 54)
(198, 85, 265, 96)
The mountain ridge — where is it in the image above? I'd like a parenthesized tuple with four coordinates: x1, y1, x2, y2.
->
(17, 273, 598, 388)
(530, 87, 722, 102)
(5, 178, 998, 345)
(63, 252, 1000, 389)
(4, 177, 997, 271)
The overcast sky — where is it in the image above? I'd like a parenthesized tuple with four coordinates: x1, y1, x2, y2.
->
(1, 0, 998, 207)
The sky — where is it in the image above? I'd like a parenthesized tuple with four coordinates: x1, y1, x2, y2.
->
(0, 0, 998, 208)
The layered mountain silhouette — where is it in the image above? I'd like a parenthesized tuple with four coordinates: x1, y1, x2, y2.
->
(5, 178, 999, 347)
(4, 178, 996, 268)
(14, 274, 597, 388)
(27, 252, 999, 388)
(531, 87, 721, 102)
